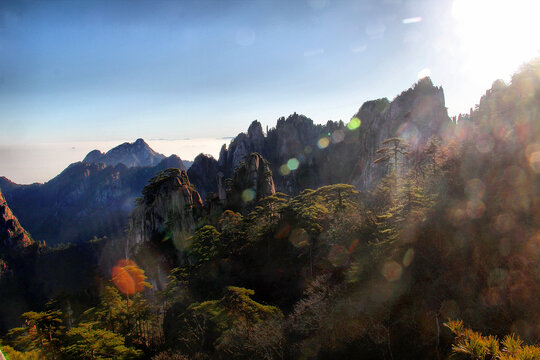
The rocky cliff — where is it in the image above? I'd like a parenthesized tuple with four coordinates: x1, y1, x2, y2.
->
(0, 153, 186, 245)
(0, 79, 450, 246)
(128, 168, 203, 251)
(217, 121, 266, 179)
(187, 154, 219, 200)
(349, 77, 449, 188)
(83, 138, 167, 167)
(192, 77, 450, 197)
(0, 188, 33, 249)
(223, 152, 276, 213)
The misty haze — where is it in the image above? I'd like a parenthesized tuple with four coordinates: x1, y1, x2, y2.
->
(1, 0, 540, 359)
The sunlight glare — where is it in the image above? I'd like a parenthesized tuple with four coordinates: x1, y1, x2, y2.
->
(452, 0, 540, 85)
(417, 68, 431, 79)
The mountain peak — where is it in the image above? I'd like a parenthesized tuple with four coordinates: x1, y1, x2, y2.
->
(82, 138, 166, 168)
(82, 149, 105, 164)
(248, 120, 263, 138)
(131, 168, 203, 251)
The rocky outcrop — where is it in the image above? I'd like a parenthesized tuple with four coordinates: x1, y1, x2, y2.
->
(187, 154, 219, 200)
(83, 138, 168, 168)
(1, 79, 450, 245)
(349, 77, 449, 188)
(155, 154, 187, 171)
(129, 168, 203, 248)
(201, 77, 451, 196)
(0, 188, 33, 248)
(0, 154, 186, 245)
(218, 120, 266, 179)
(223, 153, 275, 212)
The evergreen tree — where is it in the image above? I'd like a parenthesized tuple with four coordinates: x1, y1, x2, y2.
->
(64, 322, 141, 360)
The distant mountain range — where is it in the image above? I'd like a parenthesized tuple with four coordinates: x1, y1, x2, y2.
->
(82, 138, 166, 167)
(0, 77, 450, 246)
(0, 139, 188, 245)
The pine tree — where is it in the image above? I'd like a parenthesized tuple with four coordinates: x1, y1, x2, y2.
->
(64, 322, 141, 360)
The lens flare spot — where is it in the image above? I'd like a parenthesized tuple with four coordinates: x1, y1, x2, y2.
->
(402, 16, 422, 24)
(475, 136, 494, 153)
(417, 68, 431, 79)
(466, 199, 486, 219)
(112, 266, 135, 295)
(495, 213, 515, 233)
(274, 223, 290, 239)
(382, 261, 403, 282)
(317, 137, 330, 149)
(403, 248, 415, 267)
(525, 143, 540, 167)
(396, 122, 420, 147)
(241, 188, 256, 202)
(348, 238, 360, 253)
(279, 164, 291, 176)
(369, 282, 393, 303)
(465, 178, 485, 200)
(347, 117, 361, 130)
(328, 245, 348, 267)
(486, 287, 503, 306)
(287, 158, 300, 171)
(504, 165, 527, 186)
(331, 130, 345, 143)
(448, 205, 466, 226)
(528, 151, 540, 173)
(289, 228, 309, 248)
(111, 259, 151, 296)
(524, 232, 540, 261)
(304, 145, 312, 154)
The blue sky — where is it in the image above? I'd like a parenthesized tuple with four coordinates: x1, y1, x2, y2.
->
(1, 0, 539, 183)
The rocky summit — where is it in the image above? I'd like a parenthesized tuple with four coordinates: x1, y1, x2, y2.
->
(222, 152, 275, 213)
(186, 154, 219, 200)
(188, 77, 450, 198)
(0, 141, 187, 245)
(83, 138, 166, 167)
(129, 168, 203, 252)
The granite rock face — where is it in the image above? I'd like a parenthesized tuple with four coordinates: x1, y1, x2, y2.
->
(192, 77, 450, 197)
(0, 188, 33, 248)
(83, 138, 167, 168)
(223, 152, 276, 213)
(218, 120, 266, 179)
(349, 77, 449, 189)
(0, 154, 186, 245)
(129, 168, 203, 248)
(0, 79, 450, 246)
(187, 154, 219, 200)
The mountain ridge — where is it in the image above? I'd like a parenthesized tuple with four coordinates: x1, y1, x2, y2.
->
(0, 141, 188, 245)
(82, 138, 167, 167)
(188, 76, 450, 198)
(0, 77, 450, 245)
